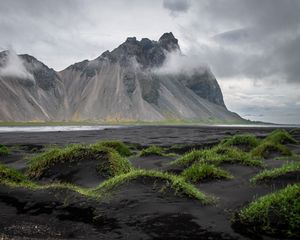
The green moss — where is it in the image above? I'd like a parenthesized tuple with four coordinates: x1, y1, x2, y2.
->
(251, 141, 292, 158)
(27, 143, 132, 178)
(0, 144, 9, 156)
(221, 134, 260, 150)
(139, 145, 176, 157)
(93, 169, 212, 203)
(93, 140, 132, 156)
(250, 162, 300, 183)
(234, 183, 300, 238)
(265, 129, 297, 145)
(181, 163, 233, 183)
(171, 146, 263, 167)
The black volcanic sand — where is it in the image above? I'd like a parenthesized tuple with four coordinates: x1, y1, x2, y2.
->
(0, 126, 299, 240)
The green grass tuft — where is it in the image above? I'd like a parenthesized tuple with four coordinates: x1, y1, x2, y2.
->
(250, 162, 300, 183)
(27, 143, 132, 178)
(221, 134, 260, 150)
(0, 144, 9, 156)
(139, 145, 176, 157)
(265, 129, 297, 145)
(251, 141, 292, 159)
(181, 163, 233, 183)
(93, 169, 212, 203)
(171, 146, 263, 167)
(93, 140, 132, 156)
(233, 183, 300, 238)
(0, 164, 30, 184)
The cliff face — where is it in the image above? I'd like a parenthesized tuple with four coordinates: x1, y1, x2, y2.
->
(0, 33, 242, 122)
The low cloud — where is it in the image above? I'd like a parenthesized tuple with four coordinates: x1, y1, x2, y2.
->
(0, 50, 34, 81)
(154, 50, 208, 76)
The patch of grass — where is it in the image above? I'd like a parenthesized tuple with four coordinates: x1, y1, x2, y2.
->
(93, 169, 213, 203)
(171, 146, 263, 167)
(251, 141, 292, 159)
(93, 140, 132, 156)
(250, 162, 300, 184)
(181, 163, 233, 183)
(265, 129, 297, 145)
(233, 183, 300, 238)
(27, 143, 132, 178)
(139, 145, 176, 157)
(221, 134, 260, 150)
(0, 164, 30, 185)
(0, 144, 9, 156)
(1, 165, 212, 203)
(275, 154, 300, 161)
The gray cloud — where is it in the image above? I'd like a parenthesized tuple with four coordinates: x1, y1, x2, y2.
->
(0, 0, 299, 123)
(176, 0, 300, 84)
(163, 0, 190, 14)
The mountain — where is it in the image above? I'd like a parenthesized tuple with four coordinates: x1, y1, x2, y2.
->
(0, 33, 243, 122)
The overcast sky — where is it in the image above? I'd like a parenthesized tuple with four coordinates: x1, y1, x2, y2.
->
(0, 0, 300, 124)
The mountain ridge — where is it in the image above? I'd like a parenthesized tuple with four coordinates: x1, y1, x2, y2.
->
(0, 32, 243, 123)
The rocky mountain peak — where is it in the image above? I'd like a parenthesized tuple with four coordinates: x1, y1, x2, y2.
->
(158, 32, 179, 51)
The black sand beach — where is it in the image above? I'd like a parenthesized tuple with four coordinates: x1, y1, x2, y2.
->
(0, 126, 299, 240)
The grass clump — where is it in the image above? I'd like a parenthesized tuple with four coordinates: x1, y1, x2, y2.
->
(233, 183, 300, 238)
(0, 164, 31, 185)
(221, 134, 260, 150)
(93, 169, 212, 203)
(181, 163, 233, 183)
(251, 141, 292, 159)
(27, 143, 132, 178)
(0, 144, 9, 155)
(139, 145, 176, 157)
(265, 129, 297, 145)
(93, 140, 132, 156)
(250, 162, 300, 184)
(172, 146, 263, 167)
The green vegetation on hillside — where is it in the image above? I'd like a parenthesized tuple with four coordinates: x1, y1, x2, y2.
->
(233, 184, 300, 238)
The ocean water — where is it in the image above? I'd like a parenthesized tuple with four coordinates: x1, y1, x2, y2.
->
(0, 125, 123, 133)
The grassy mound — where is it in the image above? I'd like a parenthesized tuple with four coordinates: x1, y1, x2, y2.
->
(250, 162, 300, 183)
(251, 141, 292, 158)
(221, 134, 260, 150)
(171, 146, 263, 167)
(93, 140, 132, 156)
(0, 164, 30, 185)
(265, 129, 297, 145)
(233, 183, 300, 238)
(93, 169, 212, 203)
(139, 145, 175, 157)
(0, 144, 9, 156)
(181, 163, 233, 183)
(27, 143, 132, 178)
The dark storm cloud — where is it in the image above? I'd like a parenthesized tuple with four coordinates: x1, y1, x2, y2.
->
(179, 0, 300, 83)
(163, 0, 190, 14)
